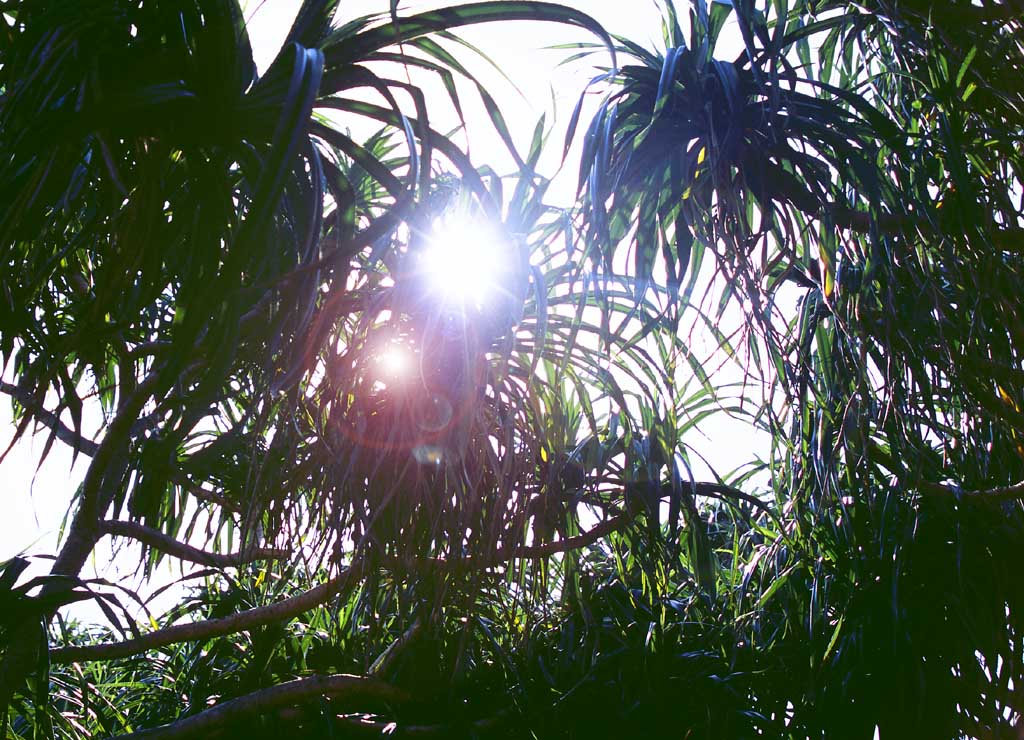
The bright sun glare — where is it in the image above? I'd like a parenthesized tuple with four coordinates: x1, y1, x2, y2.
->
(420, 217, 508, 309)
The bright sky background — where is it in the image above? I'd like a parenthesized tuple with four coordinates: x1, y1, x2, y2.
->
(1, 0, 762, 623)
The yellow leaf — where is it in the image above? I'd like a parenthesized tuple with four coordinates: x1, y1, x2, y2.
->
(998, 385, 1020, 412)
(697, 146, 706, 165)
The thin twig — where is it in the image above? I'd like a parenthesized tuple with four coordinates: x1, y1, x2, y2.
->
(0, 381, 100, 456)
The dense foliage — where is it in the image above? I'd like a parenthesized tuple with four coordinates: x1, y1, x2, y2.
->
(1, 0, 1023, 737)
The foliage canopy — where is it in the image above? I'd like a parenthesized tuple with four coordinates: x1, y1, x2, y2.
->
(1, 0, 1023, 737)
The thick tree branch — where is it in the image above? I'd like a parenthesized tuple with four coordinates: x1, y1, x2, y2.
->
(50, 563, 366, 664)
(767, 164, 1024, 253)
(0, 375, 161, 714)
(896, 0, 1024, 25)
(98, 520, 290, 568)
(919, 479, 1024, 502)
(50, 372, 163, 579)
(108, 673, 409, 739)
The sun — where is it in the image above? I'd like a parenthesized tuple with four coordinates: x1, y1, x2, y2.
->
(419, 216, 511, 310)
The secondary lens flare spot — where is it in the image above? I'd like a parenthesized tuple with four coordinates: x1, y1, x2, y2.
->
(375, 344, 414, 385)
(420, 217, 511, 310)
(414, 393, 454, 432)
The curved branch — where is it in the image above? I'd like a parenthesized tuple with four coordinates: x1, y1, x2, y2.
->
(49, 563, 366, 664)
(98, 520, 290, 568)
(683, 482, 782, 526)
(496, 482, 775, 562)
(108, 673, 409, 740)
(497, 513, 632, 562)
(173, 479, 240, 511)
(400, 483, 773, 572)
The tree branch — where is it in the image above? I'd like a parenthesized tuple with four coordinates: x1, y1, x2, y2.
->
(767, 162, 1024, 253)
(49, 516, 630, 666)
(98, 520, 290, 568)
(919, 479, 1024, 502)
(683, 482, 782, 526)
(49, 562, 366, 664)
(391, 482, 773, 575)
(173, 479, 240, 512)
(50, 372, 163, 579)
(496, 513, 631, 562)
(108, 674, 410, 739)
(51, 483, 766, 664)
(0, 375, 162, 715)
(369, 616, 423, 677)
(0, 381, 168, 460)
(1, 380, 240, 512)
(493, 481, 774, 563)
(899, 0, 1024, 26)
(0, 380, 100, 456)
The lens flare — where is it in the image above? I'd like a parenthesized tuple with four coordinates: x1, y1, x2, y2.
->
(376, 344, 412, 383)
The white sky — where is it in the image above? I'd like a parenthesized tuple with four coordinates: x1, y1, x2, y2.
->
(1, 0, 761, 623)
